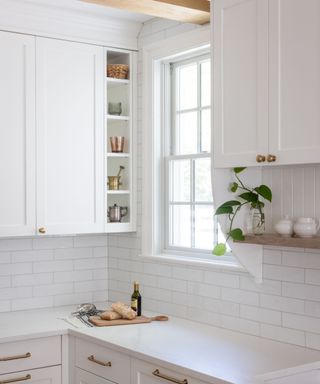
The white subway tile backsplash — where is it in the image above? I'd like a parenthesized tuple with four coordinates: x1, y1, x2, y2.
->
(0, 253, 11, 263)
(12, 273, 53, 287)
(240, 305, 281, 326)
(240, 276, 281, 295)
(74, 235, 107, 248)
(306, 332, 320, 350)
(204, 271, 239, 288)
(188, 282, 221, 299)
(11, 250, 53, 263)
(54, 248, 92, 260)
(260, 294, 305, 314)
(282, 251, 320, 269)
(282, 282, 320, 301)
(221, 315, 260, 336)
(172, 267, 203, 282)
(73, 258, 106, 270)
(54, 292, 93, 306)
(263, 265, 304, 283)
(34, 260, 73, 273)
(157, 277, 187, 293)
(12, 297, 54, 311)
(0, 239, 32, 251)
(0, 263, 32, 276)
(33, 237, 73, 250)
(282, 313, 320, 334)
(0, 276, 11, 288)
(261, 324, 306, 346)
(221, 287, 259, 306)
(305, 269, 320, 285)
(0, 233, 108, 312)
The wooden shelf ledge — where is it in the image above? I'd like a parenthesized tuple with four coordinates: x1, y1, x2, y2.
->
(236, 234, 320, 249)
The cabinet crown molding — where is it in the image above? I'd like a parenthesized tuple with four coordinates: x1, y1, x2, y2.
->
(0, 0, 141, 50)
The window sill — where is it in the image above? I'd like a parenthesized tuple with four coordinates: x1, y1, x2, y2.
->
(138, 253, 246, 273)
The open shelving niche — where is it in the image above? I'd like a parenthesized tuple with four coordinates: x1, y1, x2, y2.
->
(105, 48, 137, 233)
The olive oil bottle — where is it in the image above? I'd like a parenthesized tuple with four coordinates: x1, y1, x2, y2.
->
(131, 281, 142, 316)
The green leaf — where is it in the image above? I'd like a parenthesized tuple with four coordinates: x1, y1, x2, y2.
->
(230, 182, 239, 193)
(233, 167, 246, 174)
(212, 243, 227, 256)
(219, 200, 241, 208)
(254, 185, 272, 202)
(229, 228, 245, 241)
(238, 192, 258, 203)
(215, 206, 233, 215)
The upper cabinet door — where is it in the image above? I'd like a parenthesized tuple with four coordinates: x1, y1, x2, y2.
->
(269, 0, 320, 165)
(0, 32, 36, 237)
(36, 38, 104, 235)
(213, 0, 268, 168)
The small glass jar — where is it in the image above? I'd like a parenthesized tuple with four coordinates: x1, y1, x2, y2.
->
(252, 208, 265, 235)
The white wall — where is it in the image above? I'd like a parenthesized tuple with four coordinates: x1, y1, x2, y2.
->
(0, 234, 108, 311)
(108, 18, 320, 351)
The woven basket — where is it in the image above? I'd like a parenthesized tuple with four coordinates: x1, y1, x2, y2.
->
(107, 64, 129, 79)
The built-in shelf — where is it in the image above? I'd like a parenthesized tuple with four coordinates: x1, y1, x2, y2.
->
(107, 114, 129, 121)
(107, 190, 130, 195)
(236, 233, 320, 249)
(106, 77, 130, 87)
(107, 152, 129, 157)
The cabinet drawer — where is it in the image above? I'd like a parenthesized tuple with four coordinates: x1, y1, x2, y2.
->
(0, 336, 61, 375)
(75, 338, 130, 384)
(0, 365, 61, 384)
(132, 359, 228, 384)
(76, 368, 114, 384)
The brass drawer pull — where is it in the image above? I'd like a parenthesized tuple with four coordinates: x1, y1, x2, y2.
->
(0, 352, 31, 362)
(88, 355, 112, 367)
(152, 369, 188, 384)
(0, 374, 31, 384)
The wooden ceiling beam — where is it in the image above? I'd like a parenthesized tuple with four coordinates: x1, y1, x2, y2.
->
(81, 0, 210, 25)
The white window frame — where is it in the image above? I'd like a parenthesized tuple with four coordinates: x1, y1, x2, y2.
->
(141, 27, 242, 271)
(164, 54, 215, 255)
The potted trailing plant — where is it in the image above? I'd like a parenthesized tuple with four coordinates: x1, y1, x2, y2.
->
(213, 167, 272, 256)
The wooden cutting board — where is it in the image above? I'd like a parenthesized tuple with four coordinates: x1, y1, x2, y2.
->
(89, 315, 168, 327)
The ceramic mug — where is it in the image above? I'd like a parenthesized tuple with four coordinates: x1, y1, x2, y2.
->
(293, 217, 320, 238)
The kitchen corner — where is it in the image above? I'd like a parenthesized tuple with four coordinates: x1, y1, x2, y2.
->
(0, 305, 320, 384)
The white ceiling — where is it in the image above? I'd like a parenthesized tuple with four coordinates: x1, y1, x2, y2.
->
(24, 0, 152, 23)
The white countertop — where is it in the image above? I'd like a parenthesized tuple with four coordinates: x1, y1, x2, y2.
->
(0, 305, 320, 384)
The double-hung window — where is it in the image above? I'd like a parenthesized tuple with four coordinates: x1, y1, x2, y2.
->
(164, 53, 219, 258)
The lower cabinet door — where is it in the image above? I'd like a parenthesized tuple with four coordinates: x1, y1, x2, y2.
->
(0, 366, 61, 384)
(75, 368, 115, 384)
(132, 359, 225, 384)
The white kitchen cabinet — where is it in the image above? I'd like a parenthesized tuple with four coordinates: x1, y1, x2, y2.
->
(132, 359, 222, 384)
(75, 368, 114, 384)
(214, 0, 320, 168)
(213, 0, 268, 168)
(0, 31, 36, 237)
(268, 0, 320, 165)
(36, 37, 104, 235)
(75, 338, 130, 384)
(0, 366, 61, 384)
(0, 336, 61, 384)
(105, 49, 137, 233)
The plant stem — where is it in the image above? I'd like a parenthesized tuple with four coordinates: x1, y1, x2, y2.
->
(226, 202, 247, 241)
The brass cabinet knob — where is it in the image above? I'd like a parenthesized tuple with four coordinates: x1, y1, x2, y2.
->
(38, 227, 46, 234)
(267, 154, 277, 162)
(256, 154, 266, 163)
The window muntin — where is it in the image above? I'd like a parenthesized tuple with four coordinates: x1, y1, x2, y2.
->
(165, 54, 216, 254)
